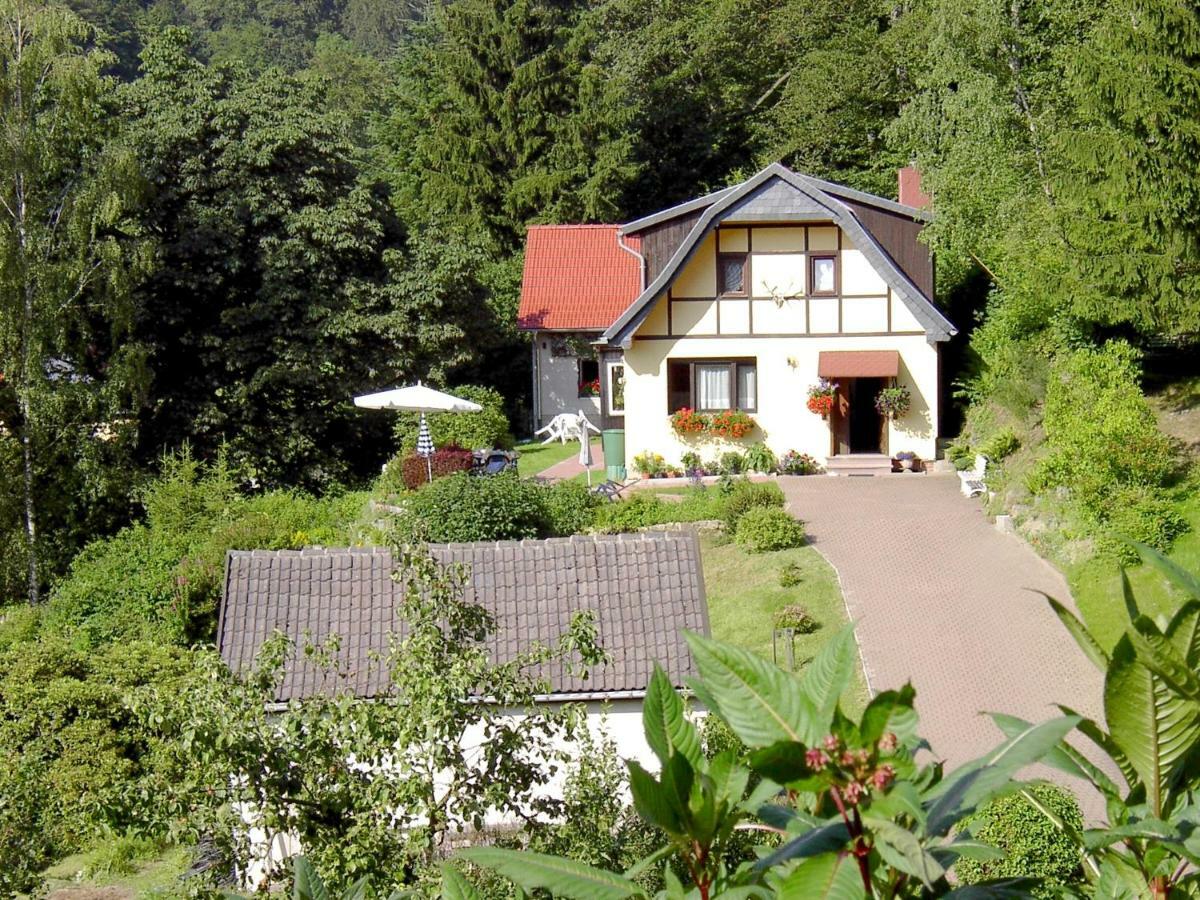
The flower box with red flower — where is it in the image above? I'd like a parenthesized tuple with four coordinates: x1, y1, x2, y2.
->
(577, 378, 601, 398)
(670, 407, 710, 435)
(707, 409, 756, 439)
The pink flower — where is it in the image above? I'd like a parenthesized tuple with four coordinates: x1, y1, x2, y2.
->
(878, 732, 898, 752)
(823, 735, 840, 751)
(843, 782, 866, 805)
(806, 749, 829, 770)
(872, 765, 895, 791)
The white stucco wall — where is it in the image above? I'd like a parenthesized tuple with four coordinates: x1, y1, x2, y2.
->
(622, 333, 940, 469)
(533, 335, 602, 429)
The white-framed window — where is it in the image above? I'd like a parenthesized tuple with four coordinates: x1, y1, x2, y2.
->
(607, 362, 626, 415)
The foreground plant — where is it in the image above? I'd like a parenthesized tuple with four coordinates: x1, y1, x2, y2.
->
(1015, 543, 1200, 899)
(462, 626, 1075, 897)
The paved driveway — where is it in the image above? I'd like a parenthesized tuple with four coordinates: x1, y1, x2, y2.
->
(779, 473, 1108, 813)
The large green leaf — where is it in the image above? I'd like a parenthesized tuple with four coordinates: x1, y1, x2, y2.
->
(628, 759, 685, 835)
(293, 858, 330, 900)
(944, 878, 1043, 898)
(754, 820, 851, 870)
(685, 632, 816, 748)
(1043, 594, 1109, 671)
(799, 625, 858, 729)
(1132, 541, 1200, 602)
(859, 684, 916, 747)
(991, 712, 1122, 799)
(457, 848, 645, 900)
(1105, 635, 1200, 816)
(1127, 618, 1200, 702)
(866, 817, 946, 887)
(1056, 705, 1139, 791)
(1167, 601, 1200, 667)
(440, 864, 483, 900)
(642, 666, 703, 769)
(769, 851, 866, 900)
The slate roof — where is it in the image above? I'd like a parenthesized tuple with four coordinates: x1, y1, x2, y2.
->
(217, 532, 708, 704)
(516, 225, 643, 331)
(602, 164, 956, 346)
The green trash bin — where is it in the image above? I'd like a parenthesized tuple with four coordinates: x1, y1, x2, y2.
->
(601, 429, 626, 481)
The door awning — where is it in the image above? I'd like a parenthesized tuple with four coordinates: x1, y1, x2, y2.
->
(817, 350, 900, 378)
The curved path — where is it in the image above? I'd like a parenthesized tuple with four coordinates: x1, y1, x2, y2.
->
(779, 473, 1108, 815)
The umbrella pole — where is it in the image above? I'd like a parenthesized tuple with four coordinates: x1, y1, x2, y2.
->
(427, 456, 433, 483)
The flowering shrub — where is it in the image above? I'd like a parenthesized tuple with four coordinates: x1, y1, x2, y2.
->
(577, 378, 600, 397)
(874, 385, 911, 418)
(709, 410, 756, 439)
(670, 407, 709, 435)
(806, 379, 838, 417)
(398, 446, 474, 491)
(778, 450, 822, 475)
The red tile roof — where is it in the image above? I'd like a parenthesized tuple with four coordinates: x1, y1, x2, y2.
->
(517, 225, 642, 331)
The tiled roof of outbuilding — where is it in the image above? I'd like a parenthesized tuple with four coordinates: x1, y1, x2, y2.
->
(217, 531, 708, 703)
(516, 225, 642, 331)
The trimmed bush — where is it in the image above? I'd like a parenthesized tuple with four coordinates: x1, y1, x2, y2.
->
(398, 472, 546, 542)
(543, 480, 605, 536)
(394, 385, 513, 453)
(734, 507, 806, 553)
(956, 784, 1084, 898)
(721, 480, 785, 534)
(397, 446, 474, 491)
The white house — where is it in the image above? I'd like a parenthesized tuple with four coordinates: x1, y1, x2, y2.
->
(518, 164, 956, 476)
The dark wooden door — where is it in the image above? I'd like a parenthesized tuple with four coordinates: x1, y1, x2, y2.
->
(848, 377, 884, 453)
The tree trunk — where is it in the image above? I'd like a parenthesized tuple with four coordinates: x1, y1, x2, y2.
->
(20, 396, 39, 605)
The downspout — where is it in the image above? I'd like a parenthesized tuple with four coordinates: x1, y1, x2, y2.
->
(616, 230, 646, 292)
(530, 332, 541, 434)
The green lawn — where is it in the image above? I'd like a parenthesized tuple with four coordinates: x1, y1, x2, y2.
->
(1069, 492, 1200, 650)
(700, 532, 869, 715)
(513, 438, 597, 477)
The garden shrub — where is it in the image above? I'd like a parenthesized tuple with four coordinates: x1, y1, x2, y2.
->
(721, 479, 785, 534)
(542, 480, 604, 535)
(773, 603, 817, 633)
(743, 443, 777, 474)
(778, 561, 804, 587)
(398, 472, 546, 542)
(396, 446, 474, 491)
(956, 784, 1083, 898)
(980, 428, 1020, 461)
(393, 385, 514, 453)
(47, 452, 367, 645)
(1030, 342, 1183, 553)
(734, 507, 805, 553)
(0, 638, 199, 868)
(592, 493, 668, 533)
(946, 441, 976, 471)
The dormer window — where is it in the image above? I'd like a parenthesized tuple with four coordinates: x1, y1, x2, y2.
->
(718, 253, 748, 296)
(810, 255, 837, 295)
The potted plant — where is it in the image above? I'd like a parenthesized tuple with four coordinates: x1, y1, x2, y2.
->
(894, 450, 918, 472)
(577, 377, 600, 397)
(708, 409, 756, 439)
(806, 379, 838, 419)
(875, 385, 911, 419)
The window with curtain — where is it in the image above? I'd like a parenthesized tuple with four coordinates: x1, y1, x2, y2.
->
(667, 359, 757, 412)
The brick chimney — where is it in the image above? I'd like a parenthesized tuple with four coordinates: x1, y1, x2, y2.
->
(898, 166, 931, 209)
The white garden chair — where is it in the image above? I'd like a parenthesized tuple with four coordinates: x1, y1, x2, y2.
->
(959, 454, 989, 498)
(535, 411, 600, 445)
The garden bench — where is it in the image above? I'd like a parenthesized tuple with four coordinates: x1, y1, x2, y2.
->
(958, 454, 989, 498)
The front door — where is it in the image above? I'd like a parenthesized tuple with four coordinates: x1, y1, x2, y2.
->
(849, 377, 885, 453)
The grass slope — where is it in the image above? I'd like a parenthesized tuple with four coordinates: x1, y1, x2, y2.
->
(43, 844, 192, 899)
(700, 532, 868, 715)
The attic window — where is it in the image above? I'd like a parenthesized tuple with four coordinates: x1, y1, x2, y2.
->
(810, 255, 836, 295)
(718, 253, 748, 296)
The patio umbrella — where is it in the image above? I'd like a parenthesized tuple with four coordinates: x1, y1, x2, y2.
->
(578, 424, 593, 487)
(353, 382, 483, 483)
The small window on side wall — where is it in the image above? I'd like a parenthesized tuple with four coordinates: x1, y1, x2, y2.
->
(607, 363, 625, 415)
(577, 358, 600, 398)
(718, 253, 748, 296)
(810, 255, 836, 295)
